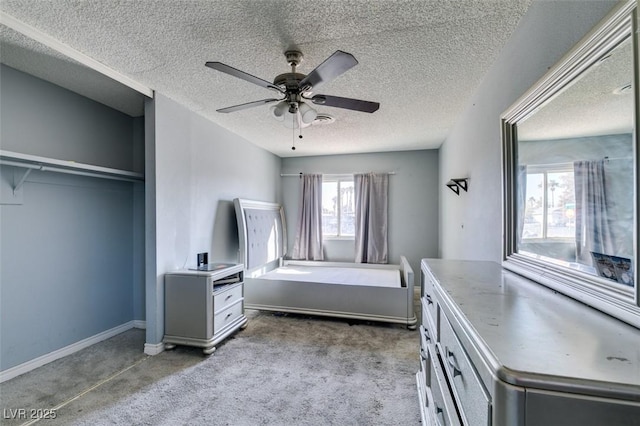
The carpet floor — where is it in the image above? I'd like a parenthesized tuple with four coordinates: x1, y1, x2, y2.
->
(1, 310, 421, 425)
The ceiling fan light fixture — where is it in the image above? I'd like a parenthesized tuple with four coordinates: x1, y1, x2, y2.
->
(282, 106, 314, 129)
(283, 110, 299, 129)
(271, 101, 288, 121)
(298, 101, 318, 124)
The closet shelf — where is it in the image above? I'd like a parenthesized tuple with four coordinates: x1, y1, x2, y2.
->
(1, 150, 144, 189)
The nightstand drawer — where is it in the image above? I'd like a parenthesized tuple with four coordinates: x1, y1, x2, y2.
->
(213, 283, 243, 312)
(213, 301, 243, 334)
(440, 315, 490, 426)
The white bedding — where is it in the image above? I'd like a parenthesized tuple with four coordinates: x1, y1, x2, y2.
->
(259, 265, 401, 288)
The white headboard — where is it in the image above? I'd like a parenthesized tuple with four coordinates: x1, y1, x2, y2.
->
(233, 198, 287, 272)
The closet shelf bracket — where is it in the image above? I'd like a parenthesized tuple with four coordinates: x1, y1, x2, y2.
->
(13, 168, 33, 194)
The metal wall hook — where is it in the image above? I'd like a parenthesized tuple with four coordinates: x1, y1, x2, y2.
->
(446, 178, 469, 195)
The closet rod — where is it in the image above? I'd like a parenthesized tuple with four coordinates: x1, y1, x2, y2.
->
(280, 171, 396, 177)
(0, 159, 144, 183)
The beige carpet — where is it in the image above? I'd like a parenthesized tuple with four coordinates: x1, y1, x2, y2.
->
(1, 309, 421, 425)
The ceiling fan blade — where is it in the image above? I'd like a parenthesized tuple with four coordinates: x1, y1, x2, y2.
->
(217, 98, 280, 113)
(205, 62, 283, 92)
(310, 94, 380, 113)
(299, 50, 358, 92)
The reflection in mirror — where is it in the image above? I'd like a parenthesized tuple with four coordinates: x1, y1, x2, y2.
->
(503, 0, 639, 328)
(516, 28, 635, 290)
(515, 32, 634, 291)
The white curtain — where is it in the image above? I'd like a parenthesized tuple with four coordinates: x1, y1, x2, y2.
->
(354, 173, 388, 264)
(574, 160, 613, 265)
(291, 174, 324, 260)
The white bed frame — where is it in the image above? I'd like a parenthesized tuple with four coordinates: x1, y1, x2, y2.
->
(234, 198, 417, 329)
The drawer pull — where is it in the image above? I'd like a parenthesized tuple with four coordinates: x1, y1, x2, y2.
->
(424, 327, 431, 342)
(420, 348, 427, 360)
(435, 407, 445, 426)
(225, 294, 233, 301)
(446, 349, 462, 378)
(426, 294, 434, 305)
(225, 312, 233, 320)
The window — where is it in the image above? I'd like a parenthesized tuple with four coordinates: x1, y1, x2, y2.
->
(522, 165, 575, 242)
(322, 176, 355, 238)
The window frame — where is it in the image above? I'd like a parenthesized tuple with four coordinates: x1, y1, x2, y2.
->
(321, 174, 355, 240)
(501, 0, 640, 329)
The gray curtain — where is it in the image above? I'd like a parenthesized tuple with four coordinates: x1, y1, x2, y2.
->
(354, 173, 388, 264)
(291, 174, 324, 260)
(574, 160, 613, 265)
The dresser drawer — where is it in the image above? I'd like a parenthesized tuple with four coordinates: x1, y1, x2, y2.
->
(440, 316, 491, 426)
(420, 270, 438, 339)
(429, 344, 461, 426)
(213, 301, 243, 334)
(213, 283, 243, 312)
(420, 326, 432, 388)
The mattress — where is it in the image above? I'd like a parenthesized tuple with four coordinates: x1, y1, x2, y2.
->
(258, 265, 401, 288)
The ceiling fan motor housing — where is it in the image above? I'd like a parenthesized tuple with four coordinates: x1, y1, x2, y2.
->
(273, 72, 306, 93)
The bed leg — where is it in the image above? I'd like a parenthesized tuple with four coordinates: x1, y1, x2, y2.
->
(407, 324, 417, 331)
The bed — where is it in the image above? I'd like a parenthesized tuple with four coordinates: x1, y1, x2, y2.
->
(233, 198, 417, 329)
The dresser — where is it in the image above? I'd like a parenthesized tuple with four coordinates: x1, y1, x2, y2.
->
(417, 259, 640, 426)
(164, 263, 247, 355)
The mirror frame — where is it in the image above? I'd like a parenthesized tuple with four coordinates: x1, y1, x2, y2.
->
(501, 0, 640, 329)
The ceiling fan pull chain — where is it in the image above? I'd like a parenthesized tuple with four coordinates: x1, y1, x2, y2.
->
(291, 122, 296, 151)
(298, 110, 304, 140)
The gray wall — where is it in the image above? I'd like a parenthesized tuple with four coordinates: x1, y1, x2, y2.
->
(145, 93, 281, 347)
(0, 65, 144, 371)
(439, 0, 618, 262)
(0, 65, 139, 171)
(281, 150, 439, 276)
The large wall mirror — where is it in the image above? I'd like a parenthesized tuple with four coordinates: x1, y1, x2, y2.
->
(502, 0, 639, 328)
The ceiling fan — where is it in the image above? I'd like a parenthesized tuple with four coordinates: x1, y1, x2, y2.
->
(205, 50, 380, 129)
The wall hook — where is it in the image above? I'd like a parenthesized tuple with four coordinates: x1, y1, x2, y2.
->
(446, 178, 469, 195)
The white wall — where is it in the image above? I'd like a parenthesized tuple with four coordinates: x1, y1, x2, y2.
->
(439, 0, 618, 262)
(145, 94, 281, 347)
(281, 150, 439, 276)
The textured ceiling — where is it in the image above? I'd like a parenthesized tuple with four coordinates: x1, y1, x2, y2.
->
(0, 0, 532, 157)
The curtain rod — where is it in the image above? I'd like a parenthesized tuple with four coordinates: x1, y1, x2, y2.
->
(523, 156, 630, 168)
(280, 171, 396, 177)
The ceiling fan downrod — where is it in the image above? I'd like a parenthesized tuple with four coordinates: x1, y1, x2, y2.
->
(285, 50, 303, 71)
